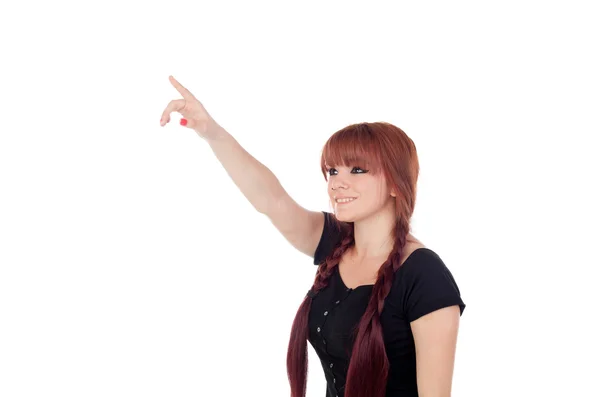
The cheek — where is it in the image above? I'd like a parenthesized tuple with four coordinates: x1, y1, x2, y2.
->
(371, 183, 389, 203)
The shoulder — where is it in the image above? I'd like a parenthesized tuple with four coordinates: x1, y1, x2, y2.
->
(397, 248, 461, 291)
(399, 247, 450, 274)
(393, 247, 466, 321)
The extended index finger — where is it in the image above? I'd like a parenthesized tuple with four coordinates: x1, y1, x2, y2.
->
(169, 75, 196, 100)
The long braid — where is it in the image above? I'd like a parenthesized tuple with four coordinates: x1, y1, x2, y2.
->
(310, 222, 354, 296)
(344, 215, 410, 397)
(287, 219, 354, 397)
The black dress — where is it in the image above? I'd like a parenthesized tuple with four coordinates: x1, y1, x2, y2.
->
(308, 212, 466, 397)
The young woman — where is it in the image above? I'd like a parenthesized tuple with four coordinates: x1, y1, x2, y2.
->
(160, 75, 466, 397)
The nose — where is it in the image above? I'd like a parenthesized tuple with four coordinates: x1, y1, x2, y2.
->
(331, 176, 349, 191)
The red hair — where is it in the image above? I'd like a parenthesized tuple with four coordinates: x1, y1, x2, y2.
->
(286, 122, 420, 397)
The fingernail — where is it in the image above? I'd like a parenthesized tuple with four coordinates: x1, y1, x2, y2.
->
(180, 118, 188, 126)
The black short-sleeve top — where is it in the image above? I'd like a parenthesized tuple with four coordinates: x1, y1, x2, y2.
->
(308, 212, 466, 397)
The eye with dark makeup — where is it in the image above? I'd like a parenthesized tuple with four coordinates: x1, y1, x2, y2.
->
(326, 166, 368, 176)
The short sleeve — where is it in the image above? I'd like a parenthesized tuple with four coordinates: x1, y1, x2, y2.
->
(313, 211, 344, 265)
(400, 250, 466, 322)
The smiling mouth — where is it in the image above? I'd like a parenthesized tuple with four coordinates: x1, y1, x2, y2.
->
(335, 197, 357, 204)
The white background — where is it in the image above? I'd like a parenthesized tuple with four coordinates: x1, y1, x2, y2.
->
(1, 1, 599, 396)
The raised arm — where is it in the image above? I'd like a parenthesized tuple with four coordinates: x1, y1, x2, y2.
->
(160, 75, 324, 258)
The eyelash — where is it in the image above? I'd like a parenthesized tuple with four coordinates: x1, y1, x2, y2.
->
(327, 167, 367, 176)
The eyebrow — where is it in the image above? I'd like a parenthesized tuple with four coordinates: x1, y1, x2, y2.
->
(325, 164, 363, 168)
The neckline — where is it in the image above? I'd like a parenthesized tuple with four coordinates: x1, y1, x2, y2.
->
(335, 247, 430, 291)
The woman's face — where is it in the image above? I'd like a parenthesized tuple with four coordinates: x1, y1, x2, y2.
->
(326, 164, 395, 222)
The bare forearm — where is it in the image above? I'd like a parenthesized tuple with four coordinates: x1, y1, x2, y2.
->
(206, 126, 285, 214)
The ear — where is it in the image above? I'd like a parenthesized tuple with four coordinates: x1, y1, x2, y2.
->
(390, 190, 397, 197)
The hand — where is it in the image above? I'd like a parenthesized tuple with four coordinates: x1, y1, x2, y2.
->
(159, 75, 223, 141)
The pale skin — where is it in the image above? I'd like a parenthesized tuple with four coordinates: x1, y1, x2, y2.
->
(161, 75, 461, 397)
(412, 305, 461, 397)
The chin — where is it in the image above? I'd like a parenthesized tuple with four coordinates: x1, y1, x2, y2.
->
(333, 211, 355, 223)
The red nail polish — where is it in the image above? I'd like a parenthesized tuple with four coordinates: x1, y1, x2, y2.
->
(180, 118, 187, 126)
